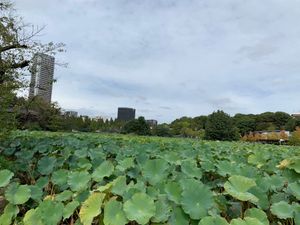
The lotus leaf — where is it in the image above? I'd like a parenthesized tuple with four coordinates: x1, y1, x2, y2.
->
(63, 200, 80, 219)
(111, 176, 127, 196)
(230, 217, 265, 225)
(55, 190, 73, 202)
(142, 159, 169, 185)
(92, 161, 114, 182)
(244, 208, 268, 225)
(180, 179, 213, 220)
(5, 183, 31, 205)
(116, 158, 134, 171)
(181, 160, 202, 179)
(123, 193, 156, 225)
(288, 182, 300, 200)
(51, 169, 68, 186)
(37, 156, 57, 175)
(29, 185, 43, 201)
(164, 181, 182, 204)
(36, 200, 64, 225)
(152, 196, 171, 223)
(23, 209, 43, 225)
(168, 206, 189, 225)
(198, 216, 229, 225)
(0, 204, 19, 225)
(270, 201, 294, 219)
(79, 192, 105, 225)
(0, 169, 14, 187)
(103, 199, 128, 225)
(224, 175, 258, 202)
(68, 171, 91, 191)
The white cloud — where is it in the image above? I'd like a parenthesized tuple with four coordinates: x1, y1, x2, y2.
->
(14, 0, 300, 122)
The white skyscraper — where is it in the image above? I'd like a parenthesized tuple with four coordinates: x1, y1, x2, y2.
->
(29, 53, 55, 103)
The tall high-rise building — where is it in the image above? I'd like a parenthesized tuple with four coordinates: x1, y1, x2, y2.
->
(117, 107, 136, 121)
(29, 53, 55, 103)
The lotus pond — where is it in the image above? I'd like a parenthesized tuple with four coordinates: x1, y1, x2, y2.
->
(0, 131, 299, 225)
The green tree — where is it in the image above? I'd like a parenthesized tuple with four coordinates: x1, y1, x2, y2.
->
(274, 111, 291, 129)
(122, 117, 150, 135)
(152, 124, 172, 137)
(233, 114, 256, 136)
(0, 1, 64, 134)
(205, 110, 239, 141)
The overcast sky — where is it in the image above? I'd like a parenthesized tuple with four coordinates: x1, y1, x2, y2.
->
(14, 0, 300, 123)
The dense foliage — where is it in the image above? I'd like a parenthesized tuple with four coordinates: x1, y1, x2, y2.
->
(0, 131, 299, 225)
(121, 117, 151, 136)
(205, 110, 239, 141)
(0, 1, 64, 133)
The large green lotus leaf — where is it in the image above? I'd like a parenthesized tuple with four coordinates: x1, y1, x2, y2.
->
(77, 158, 92, 170)
(266, 175, 285, 191)
(0, 204, 19, 225)
(124, 193, 156, 225)
(36, 200, 64, 225)
(164, 181, 182, 204)
(55, 190, 73, 202)
(35, 176, 49, 188)
(248, 187, 268, 209)
(97, 181, 114, 192)
(217, 161, 238, 177)
(247, 151, 269, 169)
(180, 179, 214, 220)
(181, 160, 202, 179)
(0, 169, 14, 187)
(147, 186, 160, 199)
(162, 152, 181, 165)
(116, 158, 134, 171)
(287, 158, 300, 173)
(79, 192, 106, 225)
(74, 148, 88, 158)
(29, 185, 43, 201)
(68, 171, 91, 192)
(230, 217, 265, 225)
(51, 169, 69, 186)
(111, 176, 127, 196)
(142, 159, 169, 185)
(198, 216, 229, 225)
(244, 208, 268, 225)
(63, 200, 80, 220)
(168, 206, 189, 225)
(23, 209, 43, 225)
(270, 201, 294, 219)
(92, 161, 114, 182)
(294, 203, 300, 225)
(37, 156, 57, 175)
(103, 199, 128, 225)
(152, 196, 171, 223)
(224, 176, 258, 202)
(5, 183, 31, 205)
(288, 182, 300, 200)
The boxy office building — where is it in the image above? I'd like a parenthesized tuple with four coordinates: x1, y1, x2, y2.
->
(117, 107, 136, 121)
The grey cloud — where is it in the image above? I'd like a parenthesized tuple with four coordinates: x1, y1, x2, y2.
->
(14, 0, 300, 122)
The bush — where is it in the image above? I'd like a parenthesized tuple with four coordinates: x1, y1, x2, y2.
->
(122, 117, 151, 135)
(205, 110, 239, 141)
(289, 127, 300, 146)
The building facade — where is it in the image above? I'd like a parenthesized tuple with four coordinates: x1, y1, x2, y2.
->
(29, 53, 55, 103)
(146, 119, 158, 129)
(64, 111, 78, 117)
(117, 107, 136, 121)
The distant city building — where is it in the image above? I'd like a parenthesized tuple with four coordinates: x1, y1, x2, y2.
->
(29, 53, 55, 104)
(64, 111, 78, 117)
(117, 107, 135, 121)
(146, 119, 158, 129)
(291, 113, 300, 119)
